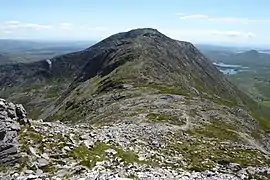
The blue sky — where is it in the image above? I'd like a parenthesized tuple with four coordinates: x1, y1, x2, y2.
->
(1, 0, 270, 46)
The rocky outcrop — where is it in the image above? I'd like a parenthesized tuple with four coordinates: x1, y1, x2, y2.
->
(0, 98, 29, 165)
(0, 97, 268, 179)
(0, 118, 269, 179)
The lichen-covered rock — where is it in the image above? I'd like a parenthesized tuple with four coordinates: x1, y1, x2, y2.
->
(0, 98, 29, 165)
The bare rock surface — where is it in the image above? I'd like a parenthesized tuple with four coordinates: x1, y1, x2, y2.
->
(0, 105, 269, 179)
(0, 99, 29, 165)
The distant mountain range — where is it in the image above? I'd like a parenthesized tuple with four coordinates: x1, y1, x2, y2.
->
(196, 44, 270, 53)
(0, 39, 93, 65)
(259, 50, 270, 54)
(201, 49, 270, 67)
(1, 39, 269, 66)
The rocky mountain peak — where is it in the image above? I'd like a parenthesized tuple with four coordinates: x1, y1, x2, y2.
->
(1, 29, 270, 179)
(110, 28, 161, 39)
(68, 28, 238, 105)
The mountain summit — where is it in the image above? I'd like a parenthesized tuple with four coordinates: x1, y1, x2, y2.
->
(42, 28, 244, 121)
(70, 28, 238, 99)
(0, 28, 270, 179)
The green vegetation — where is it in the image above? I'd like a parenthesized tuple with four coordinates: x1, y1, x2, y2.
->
(233, 75, 270, 132)
(0, 79, 68, 123)
(140, 84, 192, 96)
(189, 123, 240, 141)
(45, 86, 61, 99)
(0, 165, 8, 172)
(146, 113, 185, 125)
(261, 100, 270, 108)
(69, 142, 142, 169)
(69, 144, 108, 169)
(115, 146, 142, 165)
(19, 127, 43, 153)
(141, 83, 240, 109)
(28, 108, 43, 120)
(22, 84, 44, 92)
(19, 126, 66, 154)
(251, 110, 270, 133)
(203, 49, 270, 133)
(211, 97, 238, 107)
(40, 166, 56, 173)
(46, 113, 61, 122)
(167, 139, 269, 172)
(248, 173, 270, 180)
(239, 93, 270, 132)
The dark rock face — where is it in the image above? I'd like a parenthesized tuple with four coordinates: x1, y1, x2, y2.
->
(0, 99, 29, 165)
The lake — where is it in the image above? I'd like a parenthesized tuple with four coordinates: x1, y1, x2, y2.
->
(219, 69, 239, 75)
(213, 62, 242, 68)
(213, 62, 246, 75)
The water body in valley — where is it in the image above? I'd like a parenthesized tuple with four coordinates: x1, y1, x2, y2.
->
(219, 69, 239, 75)
(213, 62, 247, 75)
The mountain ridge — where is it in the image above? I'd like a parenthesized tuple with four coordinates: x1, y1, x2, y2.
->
(0, 28, 263, 121)
(0, 28, 270, 179)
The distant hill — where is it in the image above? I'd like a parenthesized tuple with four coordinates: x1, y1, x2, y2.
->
(0, 39, 92, 65)
(202, 49, 270, 67)
(0, 39, 93, 53)
(196, 44, 252, 53)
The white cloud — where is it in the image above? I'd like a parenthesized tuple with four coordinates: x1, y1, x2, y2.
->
(60, 23, 72, 26)
(23, 23, 52, 30)
(2, 21, 52, 30)
(4, 21, 21, 25)
(158, 28, 257, 44)
(246, 32, 256, 38)
(177, 13, 270, 24)
(0, 20, 260, 44)
(211, 30, 255, 38)
(0, 29, 12, 34)
(3, 30, 12, 34)
(59, 23, 73, 30)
